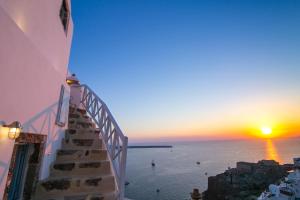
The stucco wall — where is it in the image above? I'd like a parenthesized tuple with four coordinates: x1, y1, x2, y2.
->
(0, 0, 73, 197)
(0, 0, 73, 75)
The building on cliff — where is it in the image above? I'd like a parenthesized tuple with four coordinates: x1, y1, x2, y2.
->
(0, 1, 128, 199)
(257, 158, 300, 200)
(203, 160, 293, 200)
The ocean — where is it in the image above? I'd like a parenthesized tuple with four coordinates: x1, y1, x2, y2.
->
(124, 138, 300, 200)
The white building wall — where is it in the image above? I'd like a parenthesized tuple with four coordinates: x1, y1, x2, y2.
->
(0, 0, 73, 197)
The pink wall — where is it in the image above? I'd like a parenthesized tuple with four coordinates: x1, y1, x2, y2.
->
(0, 0, 73, 197)
(0, 0, 73, 75)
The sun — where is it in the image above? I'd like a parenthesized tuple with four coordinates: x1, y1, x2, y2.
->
(261, 126, 272, 135)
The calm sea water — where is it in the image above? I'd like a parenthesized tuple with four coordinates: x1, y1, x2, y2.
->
(125, 138, 300, 200)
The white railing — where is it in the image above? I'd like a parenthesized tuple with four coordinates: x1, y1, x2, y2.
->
(77, 84, 128, 200)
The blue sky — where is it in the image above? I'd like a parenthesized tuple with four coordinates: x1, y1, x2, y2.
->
(69, 0, 300, 141)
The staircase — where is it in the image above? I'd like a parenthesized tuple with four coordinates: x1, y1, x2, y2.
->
(34, 107, 117, 200)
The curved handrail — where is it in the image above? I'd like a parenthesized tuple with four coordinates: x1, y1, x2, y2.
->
(75, 84, 128, 200)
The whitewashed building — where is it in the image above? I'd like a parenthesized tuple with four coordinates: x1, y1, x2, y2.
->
(0, 1, 128, 199)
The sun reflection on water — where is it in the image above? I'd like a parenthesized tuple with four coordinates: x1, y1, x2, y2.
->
(265, 139, 282, 163)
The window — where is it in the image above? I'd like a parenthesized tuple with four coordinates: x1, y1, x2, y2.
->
(59, 0, 69, 33)
(55, 85, 69, 127)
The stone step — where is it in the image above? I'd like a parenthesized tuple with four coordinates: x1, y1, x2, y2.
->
(68, 112, 88, 120)
(68, 112, 81, 119)
(39, 192, 117, 200)
(69, 107, 87, 116)
(86, 192, 116, 200)
(68, 111, 90, 122)
(68, 120, 93, 127)
(68, 117, 93, 124)
(50, 160, 111, 177)
(35, 192, 116, 200)
(66, 127, 101, 135)
(69, 110, 89, 118)
(68, 120, 95, 129)
(62, 138, 103, 150)
(69, 115, 92, 122)
(65, 130, 100, 141)
(56, 149, 108, 162)
(34, 175, 115, 199)
(66, 128, 101, 136)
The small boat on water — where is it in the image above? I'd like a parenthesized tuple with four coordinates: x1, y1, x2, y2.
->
(197, 161, 201, 165)
(151, 160, 156, 167)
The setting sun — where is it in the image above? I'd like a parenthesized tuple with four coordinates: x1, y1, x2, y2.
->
(261, 126, 272, 135)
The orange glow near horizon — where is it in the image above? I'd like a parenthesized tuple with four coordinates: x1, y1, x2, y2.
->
(127, 123, 300, 142)
(126, 101, 300, 141)
(126, 97, 300, 141)
(265, 139, 282, 163)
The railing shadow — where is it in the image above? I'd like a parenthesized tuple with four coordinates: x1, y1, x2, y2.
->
(0, 161, 9, 187)
(21, 96, 69, 179)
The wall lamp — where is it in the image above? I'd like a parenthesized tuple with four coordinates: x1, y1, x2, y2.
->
(0, 121, 22, 140)
(66, 73, 79, 86)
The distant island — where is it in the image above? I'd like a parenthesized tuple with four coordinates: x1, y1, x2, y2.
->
(202, 160, 293, 200)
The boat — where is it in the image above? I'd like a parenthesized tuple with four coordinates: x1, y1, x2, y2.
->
(152, 160, 156, 167)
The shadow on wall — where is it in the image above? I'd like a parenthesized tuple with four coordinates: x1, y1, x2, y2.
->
(21, 95, 70, 180)
(0, 90, 70, 193)
(0, 161, 9, 187)
(0, 137, 14, 199)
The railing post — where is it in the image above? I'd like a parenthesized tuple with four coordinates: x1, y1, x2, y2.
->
(120, 136, 128, 200)
(111, 131, 117, 162)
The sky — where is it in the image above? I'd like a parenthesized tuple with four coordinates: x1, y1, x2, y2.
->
(69, 0, 300, 142)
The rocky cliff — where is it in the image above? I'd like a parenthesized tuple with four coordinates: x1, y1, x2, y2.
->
(203, 160, 293, 200)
